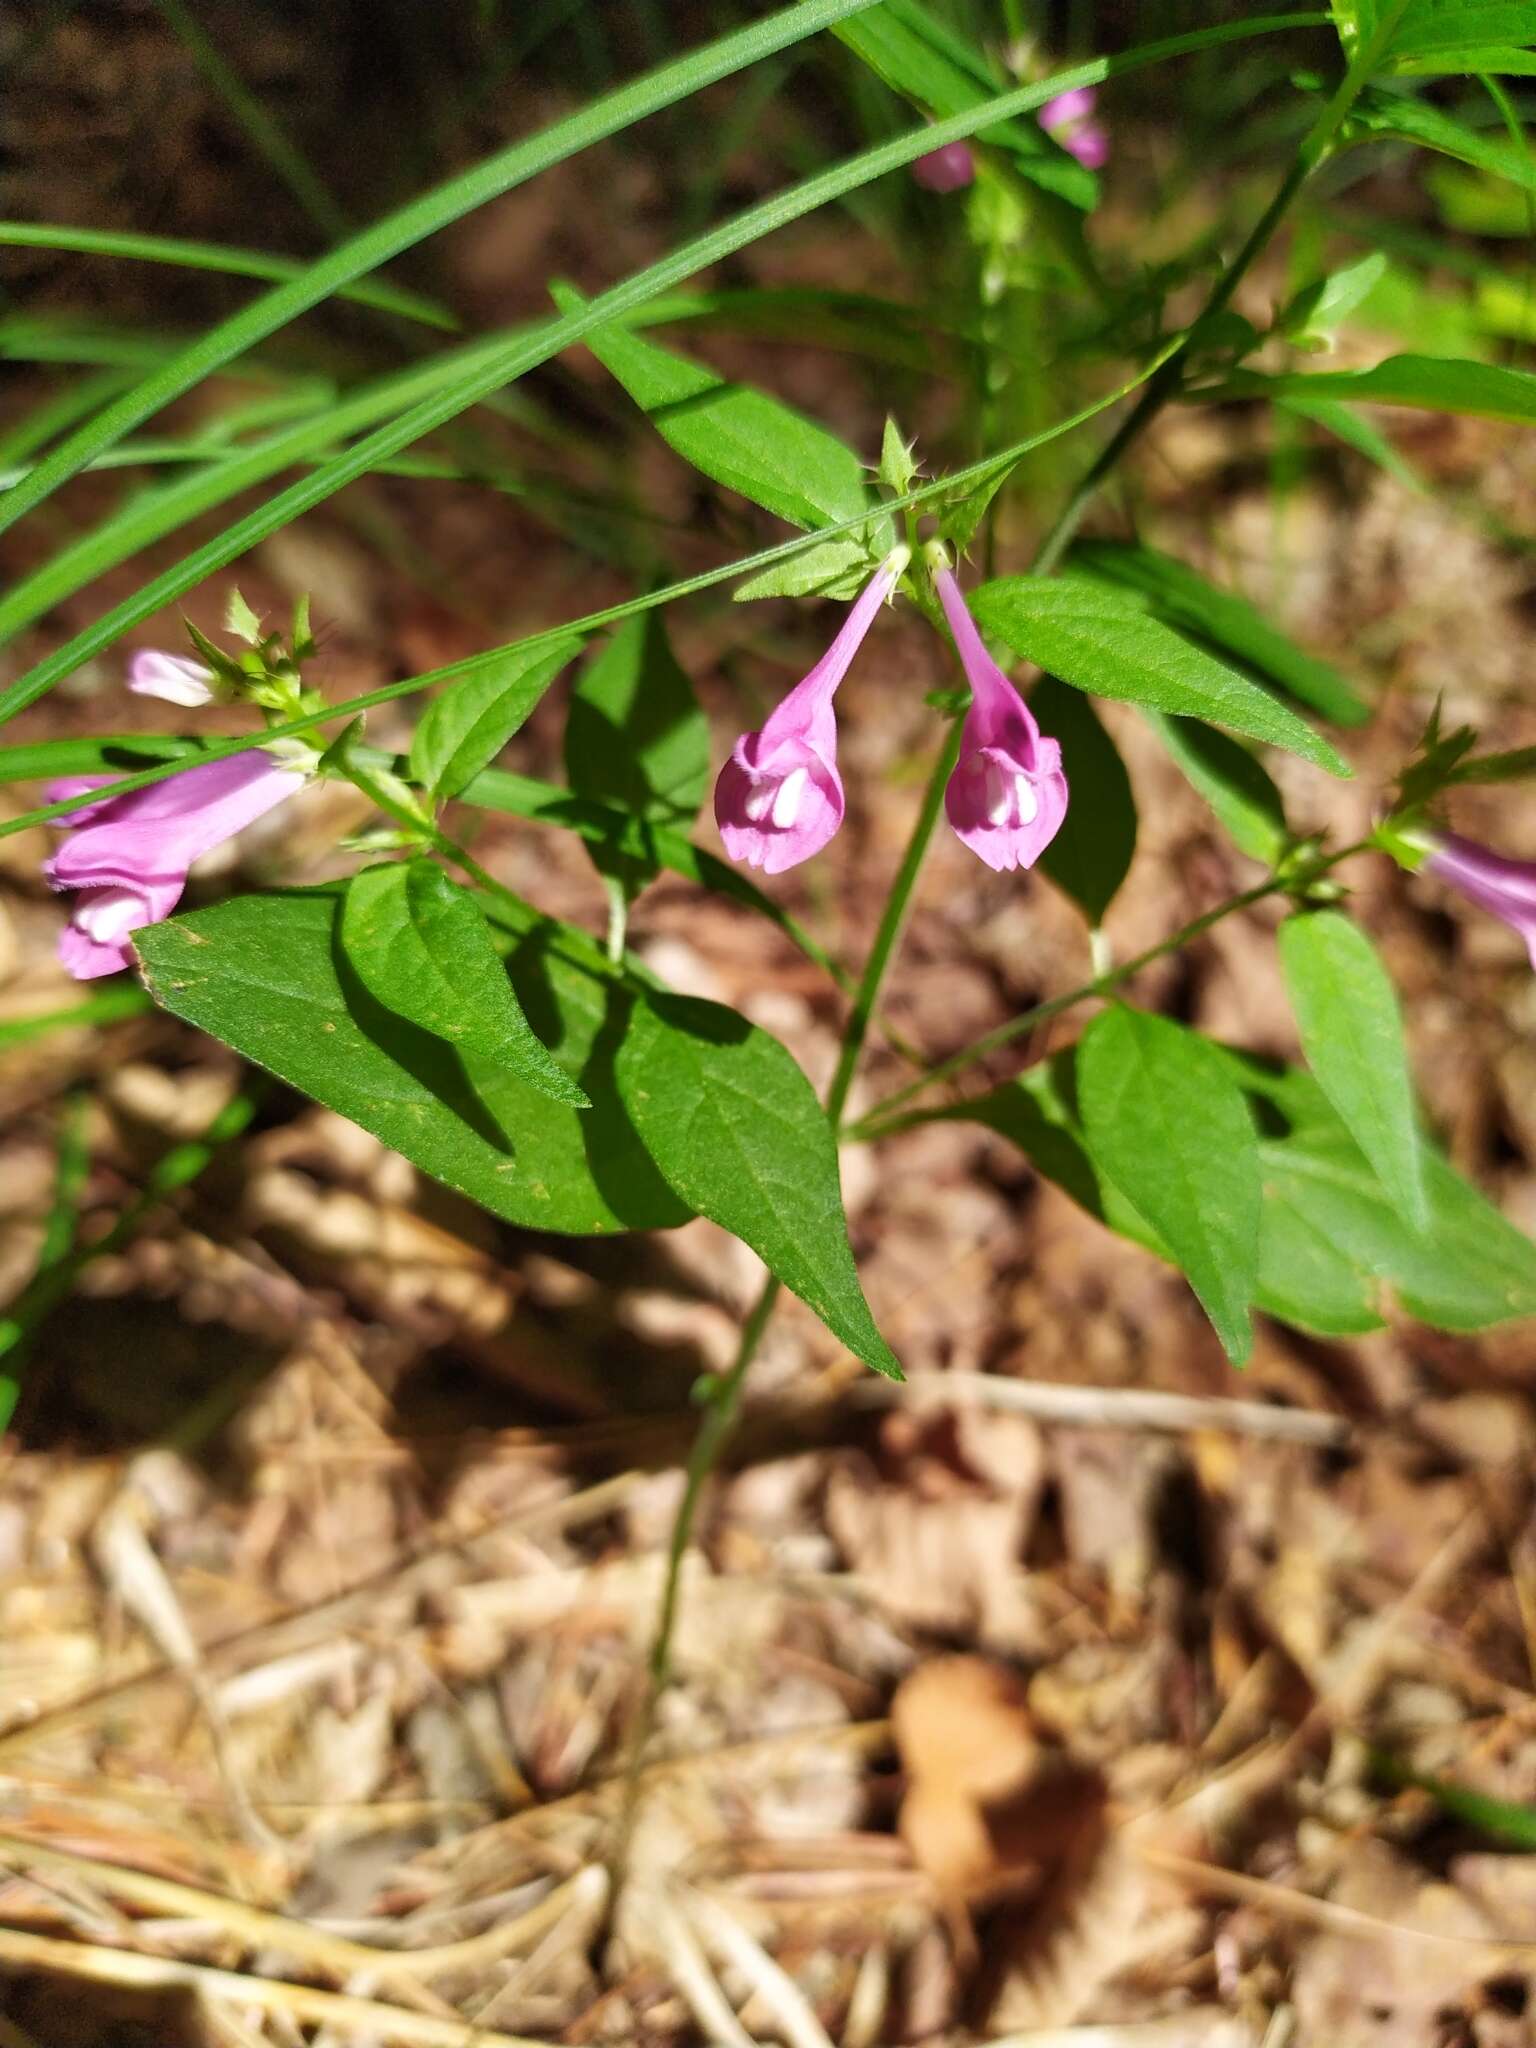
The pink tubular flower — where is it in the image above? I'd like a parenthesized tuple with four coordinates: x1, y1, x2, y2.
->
(1040, 85, 1109, 170)
(912, 141, 975, 193)
(46, 753, 306, 979)
(127, 649, 216, 707)
(715, 550, 907, 875)
(1418, 832, 1536, 968)
(934, 566, 1068, 873)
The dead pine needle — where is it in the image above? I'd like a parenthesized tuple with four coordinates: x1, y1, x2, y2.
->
(0, 1924, 556, 2047)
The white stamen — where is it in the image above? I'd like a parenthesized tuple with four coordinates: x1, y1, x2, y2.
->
(983, 758, 1013, 825)
(742, 779, 777, 823)
(770, 766, 808, 829)
(1013, 774, 1038, 824)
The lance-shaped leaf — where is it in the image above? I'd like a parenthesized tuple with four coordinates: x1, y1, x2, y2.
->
(615, 991, 902, 1379)
(341, 860, 589, 1108)
(411, 640, 583, 798)
(1069, 539, 1368, 727)
(944, 1045, 1536, 1340)
(971, 576, 1348, 775)
(553, 283, 885, 550)
(1220, 353, 1536, 424)
(1077, 1005, 1262, 1363)
(1279, 908, 1427, 1231)
(1146, 712, 1289, 866)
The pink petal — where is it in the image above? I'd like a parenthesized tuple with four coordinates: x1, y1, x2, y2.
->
(47, 754, 305, 894)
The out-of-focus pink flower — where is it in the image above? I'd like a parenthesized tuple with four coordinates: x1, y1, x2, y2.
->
(715, 551, 906, 875)
(1418, 831, 1536, 967)
(912, 140, 975, 193)
(934, 566, 1068, 873)
(1040, 84, 1108, 170)
(46, 753, 306, 979)
(127, 649, 216, 707)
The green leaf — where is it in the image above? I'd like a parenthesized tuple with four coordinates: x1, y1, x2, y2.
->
(1279, 392, 1427, 492)
(879, 416, 919, 495)
(614, 992, 901, 1379)
(1332, 0, 1536, 72)
(733, 535, 876, 603)
(554, 283, 882, 539)
(948, 1045, 1536, 1339)
(1261, 1120, 1536, 1330)
(410, 641, 582, 798)
(1386, 2, 1536, 73)
(1277, 251, 1392, 345)
(1068, 540, 1369, 727)
(137, 889, 691, 1234)
(1145, 712, 1289, 865)
(340, 861, 589, 1108)
(833, 0, 1098, 208)
(563, 613, 710, 899)
(1029, 675, 1136, 926)
(1350, 88, 1536, 191)
(1077, 1006, 1262, 1363)
(1279, 909, 1427, 1230)
(1223, 352, 1536, 423)
(970, 577, 1350, 776)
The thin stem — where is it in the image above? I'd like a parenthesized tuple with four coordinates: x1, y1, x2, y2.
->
(846, 841, 1375, 1141)
(645, 1276, 782, 1691)
(826, 717, 966, 1125)
(1029, 0, 1410, 577)
(636, 715, 967, 1708)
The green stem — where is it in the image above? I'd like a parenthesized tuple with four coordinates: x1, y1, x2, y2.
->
(637, 715, 967, 1706)
(1029, 0, 1409, 577)
(846, 841, 1375, 1141)
(645, 1274, 782, 1692)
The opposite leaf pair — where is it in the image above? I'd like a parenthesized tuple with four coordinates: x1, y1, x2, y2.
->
(715, 553, 1070, 877)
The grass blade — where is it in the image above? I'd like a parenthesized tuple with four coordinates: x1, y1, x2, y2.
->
(0, 0, 883, 542)
(0, 15, 1326, 733)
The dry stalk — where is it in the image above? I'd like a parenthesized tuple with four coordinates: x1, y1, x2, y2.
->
(1139, 1843, 1536, 1961)
(0, 1924, 556, 2047)
(0, 1471, 644, 1762)
(855, 1373, 1350, 1448)
(0, 1833, 602, 1984)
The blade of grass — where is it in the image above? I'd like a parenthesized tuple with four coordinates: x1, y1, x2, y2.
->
(0, 331, 536, 646)
(0, 222, 456, 331)
(0, 338, 1213, 840)
(0, 15, 1327, 734)
(153, 0, 352, 241)
(0, 0, 884, 541)
(0, 369, 136, 470)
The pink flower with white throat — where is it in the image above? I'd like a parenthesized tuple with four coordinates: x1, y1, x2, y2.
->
(715, 549, 908, 875)
(127, 649, 216, 707)
(934, 563, 1068, 873)
(1040, 85, 1108, 170)
(46, 752, 307, 979)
